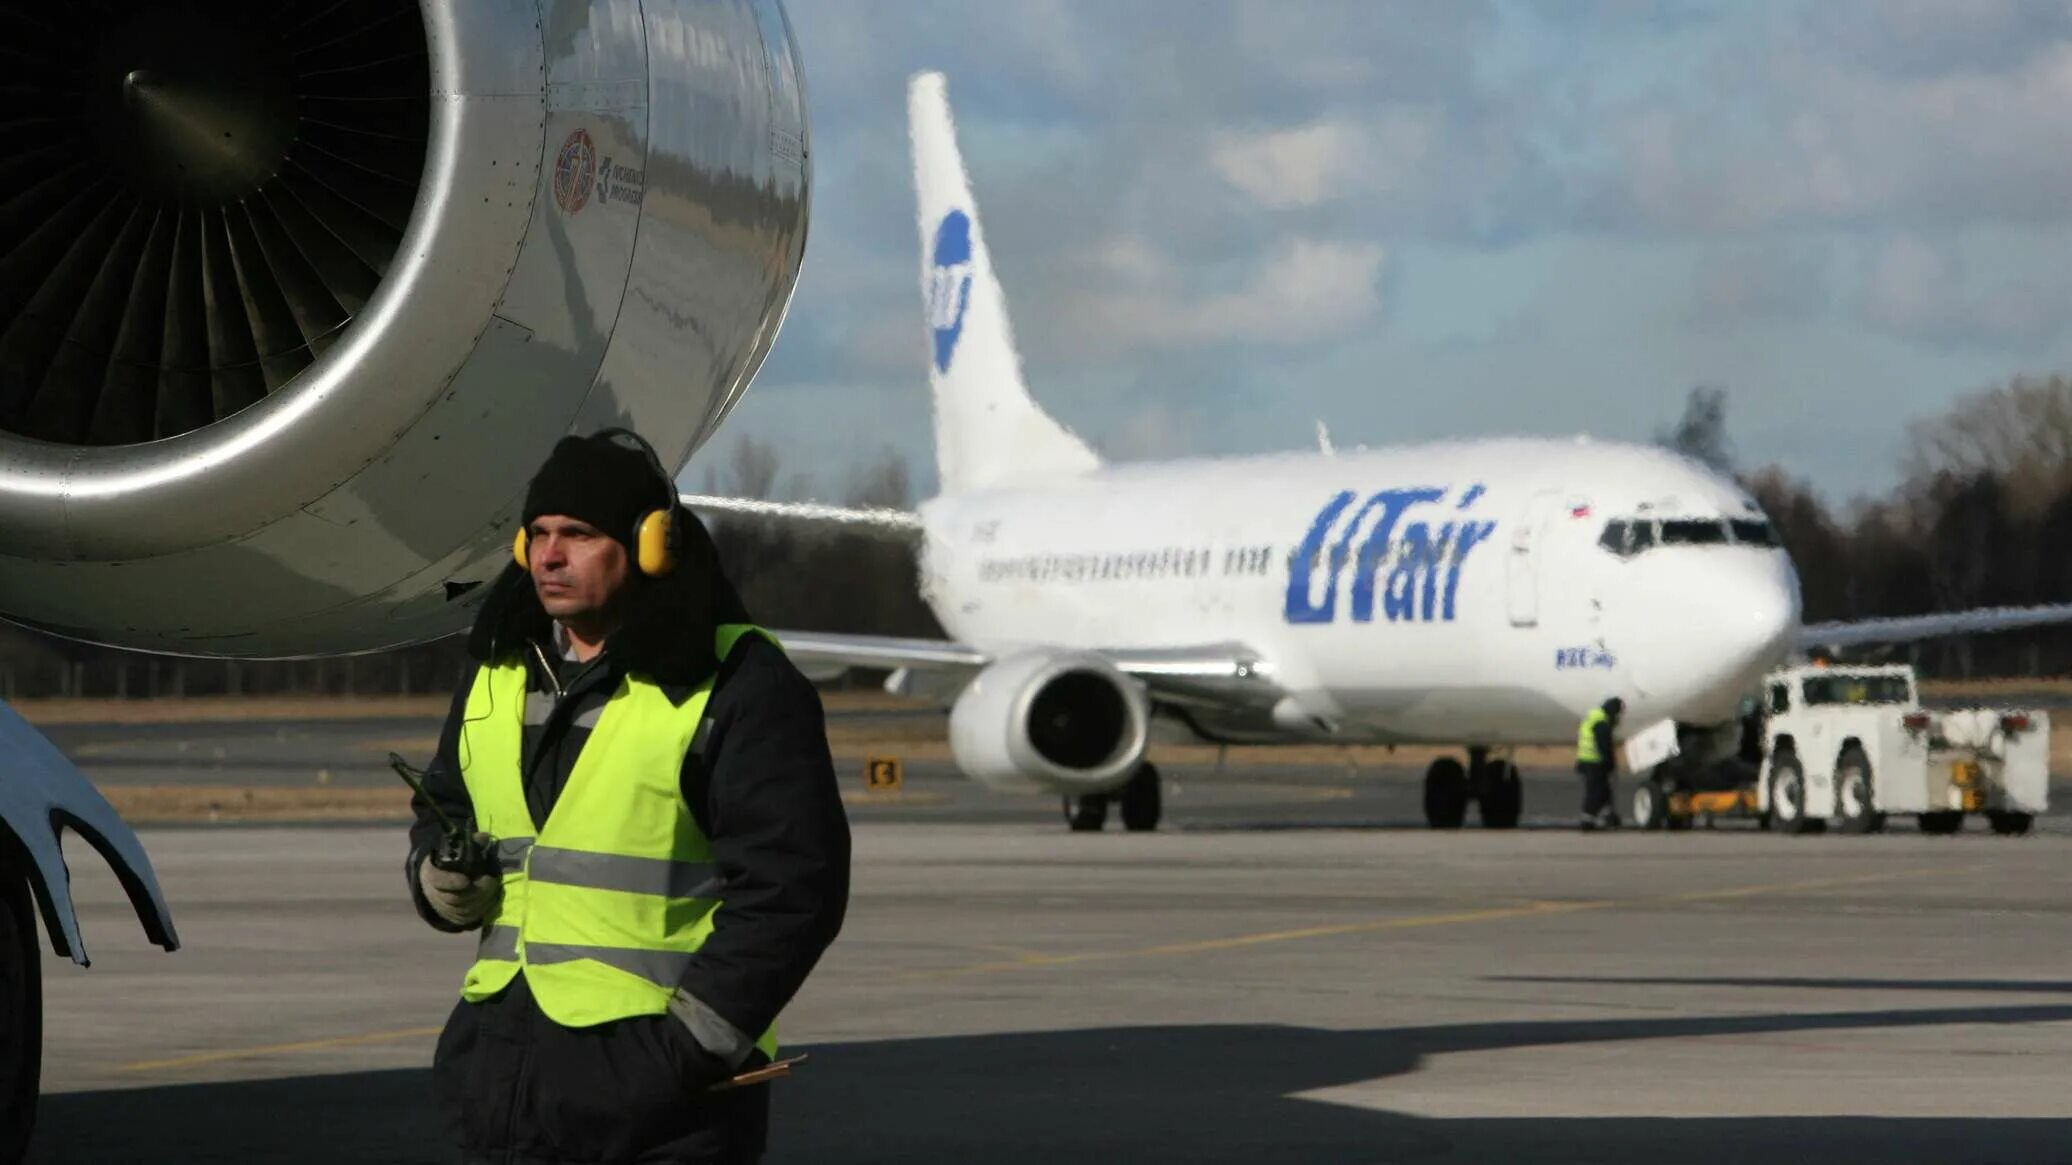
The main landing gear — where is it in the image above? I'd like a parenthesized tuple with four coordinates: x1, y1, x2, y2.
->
(1424, 747, 1522, 829)
(1062, 763, 1163, 832)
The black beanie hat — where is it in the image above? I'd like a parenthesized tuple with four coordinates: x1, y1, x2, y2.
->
(521, 430, 674, 550)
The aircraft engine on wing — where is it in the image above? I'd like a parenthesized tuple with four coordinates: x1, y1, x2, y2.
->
(948, 651, 1151, 794)
(0, 0, 809, 657)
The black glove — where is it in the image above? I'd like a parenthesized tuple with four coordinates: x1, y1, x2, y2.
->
(661, 1018, 741, 1091)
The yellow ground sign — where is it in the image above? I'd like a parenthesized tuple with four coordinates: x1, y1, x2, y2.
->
(866, 756, 903, 792)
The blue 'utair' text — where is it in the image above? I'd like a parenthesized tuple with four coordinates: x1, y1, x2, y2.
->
(1284, 486, 1498, 624)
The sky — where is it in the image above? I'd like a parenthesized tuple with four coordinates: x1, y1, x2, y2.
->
(704, 0, 2072, 507)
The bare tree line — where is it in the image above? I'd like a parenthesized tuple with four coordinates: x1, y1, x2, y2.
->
(698, 439, 943, 640)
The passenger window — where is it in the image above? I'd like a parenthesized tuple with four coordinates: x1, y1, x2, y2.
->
(1598, 520, 1630, 556)
(1767, 684, 1789, 714)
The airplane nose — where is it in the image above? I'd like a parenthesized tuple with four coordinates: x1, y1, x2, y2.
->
(1727, 558, 1800, 666)
(1620, 551, 1800, 721)
(1687, 555, 1800, 702)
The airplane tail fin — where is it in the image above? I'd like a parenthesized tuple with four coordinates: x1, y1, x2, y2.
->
(908, 71, 1100, 496)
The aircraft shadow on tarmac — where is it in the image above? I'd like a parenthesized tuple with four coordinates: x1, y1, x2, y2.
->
(34, 996, 2072, 1163)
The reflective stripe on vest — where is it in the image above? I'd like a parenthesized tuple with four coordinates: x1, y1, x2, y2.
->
(457, 623, 778, 1058)
(1576, 707, 1608, 765)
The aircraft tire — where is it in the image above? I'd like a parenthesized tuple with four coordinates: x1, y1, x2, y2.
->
(1768, 756, 1818, 836)
(1120, 765, 1162, 832)
(1988, 811, 2034, 837)
(1424, 758, 1469, 829)
(1834, 748, 1885, 835)
(0, 867, 40, 1165)
(1477, 761, 1522, 829)
(1917, 811, 1964, 836)
(1632, 779, 1669, 831)
(1062, 794, 1109, 832)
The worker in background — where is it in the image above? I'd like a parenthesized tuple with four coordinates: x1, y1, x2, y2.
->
(405, 429, 850, 1165)
(1576, 696, 1624, 830)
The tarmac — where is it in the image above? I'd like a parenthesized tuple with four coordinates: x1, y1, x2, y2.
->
(24, 715, 2072, 1163)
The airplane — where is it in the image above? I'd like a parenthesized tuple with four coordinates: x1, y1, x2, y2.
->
(0, 1, 810, 1153)
(687, 71, 2072, 835)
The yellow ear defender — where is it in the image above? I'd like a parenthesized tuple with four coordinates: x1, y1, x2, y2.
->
(513, 429, 682, 577)
(631, 505, 677, 577)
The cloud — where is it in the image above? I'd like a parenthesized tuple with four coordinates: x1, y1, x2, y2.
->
(1685, 244, 1830, 325)
(1860, 233, 2072, 349)
(1803, 0, 2072, 79)
(1103, 399, 1204, 460)
(1591, 35, 2072, 237)
(1209, 113, 1441, 211)
(1211, 123, 1360, 210)
(1056, 236, 1387, 353)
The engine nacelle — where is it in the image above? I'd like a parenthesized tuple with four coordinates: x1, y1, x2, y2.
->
(949, 652, 1150, 794)
(0, 0, 809, 657)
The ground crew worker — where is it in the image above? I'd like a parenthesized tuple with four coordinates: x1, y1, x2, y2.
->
(405, 429, 850, 1164)
(1576, 696, 1624, 830)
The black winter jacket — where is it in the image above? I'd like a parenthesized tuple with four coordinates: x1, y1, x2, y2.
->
(406, 530, 849, 1164)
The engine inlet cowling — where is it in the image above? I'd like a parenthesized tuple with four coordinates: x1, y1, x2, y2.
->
(0, 0, 811, 657)
(950, 652, 1151, 793)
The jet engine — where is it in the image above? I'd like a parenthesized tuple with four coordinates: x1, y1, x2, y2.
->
(0, 0, 810, 657)
(949, 651, 1151, 793)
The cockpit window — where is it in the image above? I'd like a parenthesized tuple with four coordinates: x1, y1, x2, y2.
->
(1659, 519, 1730, 545)
(1730, 519, 1779, 547)
(1599, 519, 1661, 558)
(1602, 516, 1775, 556)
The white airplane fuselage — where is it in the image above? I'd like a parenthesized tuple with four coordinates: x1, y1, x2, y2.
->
(917, 436, 1801, 747)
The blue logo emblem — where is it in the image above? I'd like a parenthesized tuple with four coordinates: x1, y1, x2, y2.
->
(927, 211, 975, 372)
(1283, 485, 1499, 625)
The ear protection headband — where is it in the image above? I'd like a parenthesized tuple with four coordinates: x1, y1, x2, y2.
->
(512, 428, 682, 578)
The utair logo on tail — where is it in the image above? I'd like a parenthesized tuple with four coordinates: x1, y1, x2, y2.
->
(1284, 484, 1499, 624)
(927, 210, 975, 371)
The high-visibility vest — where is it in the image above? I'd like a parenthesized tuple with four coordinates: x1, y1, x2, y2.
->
(1576, 707, 1609, 765)
(457, 623, 777, 1058)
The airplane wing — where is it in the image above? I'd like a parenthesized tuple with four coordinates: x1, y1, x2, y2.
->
(773, 630, 986, 671)
(1800, 603, 2072, 650)
(679, 494, 922, 539)
(772, 630, 1278, 706)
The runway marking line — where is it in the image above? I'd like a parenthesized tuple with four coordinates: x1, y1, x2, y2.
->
(898, 864, 1979, 983)
(841, 789, 949, 807)
(117, 1025, 444, 1074)
(112, 866, 1984, 1075)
